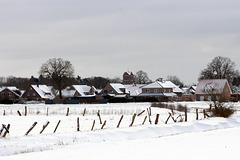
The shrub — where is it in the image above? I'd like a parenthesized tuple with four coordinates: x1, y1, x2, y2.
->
(211, 105, 235, 118)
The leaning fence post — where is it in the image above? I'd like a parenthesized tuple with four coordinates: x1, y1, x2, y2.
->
(17, 110, 22, 116)
(101, 120, 106, 129)
(165, 113, 171, 124)
(117, 115, 124, 128)
(83, 108, 86, 116)
(54, 120, 61, 133)
(147, 108, 152, 124)
(129, 113, 137, 127)
(2, 124, 10, 138)
(142, 116, 147, 125)
(40, 121, 50, 134)
(66, 107, 69, 116)
(0, 125, 4, 136)
(137, 110, 145, 116)
(155, 114, 160, 125)
(25, 122, 37, 136)
(91, 120, 95, 131)
(97, 110, 102, 124)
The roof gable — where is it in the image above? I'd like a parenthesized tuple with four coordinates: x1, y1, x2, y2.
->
(31, 85, 54, 99)
(72, 85, 94, 96)
(195, 79, 231, 94)
(141, 81, 163, 89)
(110, 83, 126, 94)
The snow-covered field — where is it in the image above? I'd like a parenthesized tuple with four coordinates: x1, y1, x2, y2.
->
(0, 102, 240, 159)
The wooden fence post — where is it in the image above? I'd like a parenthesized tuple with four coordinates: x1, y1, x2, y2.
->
(2, 124, 10, 138)
(83, 108, 86, 116)
(97, 110, 102, 124)
(3, 110, 5, 116)
(25, 106, 27, 116)
(17, 111, 22, 116)
(117, 115, 124, 128)
(196, 108, 199, 120)
(155, 114, 160, 125)
(25, 122, 37, 136)
(142, 116, 147, 125)
(46, 108, 49, 116)
(165, 113, 171, 124)
(137, 110, 145, 116)
(147, 108, 152, 124)
(101, 120, 106, 129)
(66, 108, 69, 116)
(77, 117, 80, 131)
(129, 113, 137, 127)
(40, 121, 50, 134)
(53, 120, 61, 133)
(0, 125, 4, 136)
(91, 120, 95, 131)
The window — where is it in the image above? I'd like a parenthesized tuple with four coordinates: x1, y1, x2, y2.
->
(33, 93, 36, 96)
(1, 92, 5, 96)
(208, 96, 211, 101)
(8, 92, 12, 96)
(154, 89, 159, 93)
(109, 90, 114, 94)
(146, 89, 150, 93)
(27, 92, 30, 96)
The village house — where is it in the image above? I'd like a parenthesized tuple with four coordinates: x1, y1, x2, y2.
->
(139, 81, 179, 101)
(124, 84, 144, 97)
(181, 85, 197, 101)
(195, 79, 232, 101)
(22, 85, 55, 101)
(122, 71, 134, 85)
(101, 83, 128, 98)
(0, 86, 22, 101)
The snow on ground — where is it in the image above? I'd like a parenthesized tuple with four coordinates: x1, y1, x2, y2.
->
(0, 102, 240, 159)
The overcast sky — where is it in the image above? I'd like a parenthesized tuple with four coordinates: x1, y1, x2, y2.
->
(0, 0, 240, 85)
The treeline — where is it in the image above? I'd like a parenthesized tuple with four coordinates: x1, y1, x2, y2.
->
(0, 75, 122, 90)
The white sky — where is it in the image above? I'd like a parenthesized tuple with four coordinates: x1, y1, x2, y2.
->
(0, 0, 240, 85)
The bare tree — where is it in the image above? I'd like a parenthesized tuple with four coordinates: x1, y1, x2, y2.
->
(39, 58, 75, 99)
(199, 56, 237, 83)
(166, 75, 184, 87)
(134, 70, 151, 84)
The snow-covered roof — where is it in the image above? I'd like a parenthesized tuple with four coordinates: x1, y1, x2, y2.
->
(110, 83, 126, 94)
(141, 81, 163, 89)
(159, 81, 184, 93)
(195, 79, 231, 94)
(31, 85, 54, 99)
(141, 81, 183, 93)
(124, 84, 144, 96)
(0, 86, 21, 97)
(72, 85, 95, 96)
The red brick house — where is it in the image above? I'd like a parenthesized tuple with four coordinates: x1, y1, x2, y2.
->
(0, 87, 21, 100)
(123, 71, 134, 85)
(22, 85, 54, 101)
(195, 79, 232, 101)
